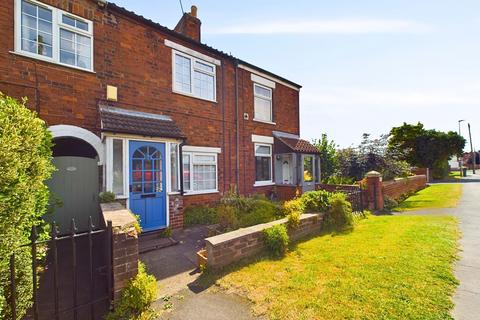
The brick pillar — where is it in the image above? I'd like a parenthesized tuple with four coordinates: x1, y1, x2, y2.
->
(365, 171, 383, 210)
(101, 203, 139, 302)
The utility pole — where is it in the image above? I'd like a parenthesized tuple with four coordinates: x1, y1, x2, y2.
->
(458, 120, 465, 176)
(468, 123, 476, 174)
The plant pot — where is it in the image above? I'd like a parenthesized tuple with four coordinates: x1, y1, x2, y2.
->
(197, 249, 208, 269)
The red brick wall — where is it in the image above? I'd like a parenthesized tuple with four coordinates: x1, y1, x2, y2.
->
(382, 175, 427, 200)
(0, 0, 301, 226)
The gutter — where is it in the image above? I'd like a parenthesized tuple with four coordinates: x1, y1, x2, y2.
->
(234, 60, 240, 193)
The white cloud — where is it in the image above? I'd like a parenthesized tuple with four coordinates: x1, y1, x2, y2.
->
(207, 19, 432, 35)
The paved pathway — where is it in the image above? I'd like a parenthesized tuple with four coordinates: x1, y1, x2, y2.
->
(396, 176, 480, 319)
(451, 176, 480, 320)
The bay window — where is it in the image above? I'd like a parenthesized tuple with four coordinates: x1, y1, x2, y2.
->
(182, 152, 218, 193)
(255, 143, 273, 184)
(15, 0, 93, 71)
(173, 51, 216, 101)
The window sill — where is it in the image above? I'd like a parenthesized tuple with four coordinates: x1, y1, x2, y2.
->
(168, 192, 181, 195)
(183, 190, 219, 196)
(114, 195, 128, 200)
(172, 89, 217, 104)
(253, 119, 276, 125)
(253, 181, 275, 187)
(10, 51, 96, 74)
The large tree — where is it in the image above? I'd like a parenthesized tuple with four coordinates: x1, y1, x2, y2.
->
(388, 122, 465, 177)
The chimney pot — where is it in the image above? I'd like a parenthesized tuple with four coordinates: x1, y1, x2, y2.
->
(190, 5, 197, 18)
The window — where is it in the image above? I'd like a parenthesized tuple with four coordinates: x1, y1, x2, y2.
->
(255, 143, 272, 183)
(16, 0, 93, 71)
(254, 83, 273, 122)
(182, 152, 218, 193)
(173, 52, 216, 101)
(112, 139, 124, 195)
(170, 143, 179, 192)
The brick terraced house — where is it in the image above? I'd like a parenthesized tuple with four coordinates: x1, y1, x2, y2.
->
(0, 0, 320, 233)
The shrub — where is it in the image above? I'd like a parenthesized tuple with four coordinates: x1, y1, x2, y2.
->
(383, 196, 399, 210)
(287, 211, 301, 229)
(217, 204, 239, 231)
(184, 206, 218, 226)
(0, 94, 54, 319)
(263, 225, 289, 257)
(106, 262, 158, 320)
(325, 175, 355, 185)
(300, 190, 332, 213)
(99, 191, 116, 203)
(160, 227, 172, 238)
(323, 193, 354, 230)
(237, 199, 278, 227)
(283, 198, 305, 216)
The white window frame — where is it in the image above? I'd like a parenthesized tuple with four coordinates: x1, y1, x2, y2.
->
(14, 0, 94, 72)
(254, 143, 274, 186)
(183, 151, 218, 195)
(169, 142, 181, 194)
(253, 83, 274, 124)
(106, 137, 129, 198)
(172, 50, 217, 102)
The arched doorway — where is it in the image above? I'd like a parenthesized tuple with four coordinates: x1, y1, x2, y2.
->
(46, 125, 104, 234)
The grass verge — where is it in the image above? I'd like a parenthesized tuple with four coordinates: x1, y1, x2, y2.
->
(200, 215, 459, 320)
(394, 184, 462, 211)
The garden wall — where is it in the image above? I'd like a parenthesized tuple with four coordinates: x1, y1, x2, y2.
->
(205, 213, 323, 269)
(382, 175, 427, 200)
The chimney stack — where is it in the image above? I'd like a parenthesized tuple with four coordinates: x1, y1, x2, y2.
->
(174, 5, 201, 42)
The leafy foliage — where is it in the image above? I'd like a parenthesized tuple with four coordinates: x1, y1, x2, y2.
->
(323, 193, 354, 230)
(299, 190, 332, 213)
(0, 94, 54, 319)
(312, 134, 337, 182)
(106, 262, 158, 320)
(263, 224, 289, 257)
(217, 204, 239, 231)
(388, 122, 466, 178)
(99, 191, 116, 203)
(184, 206, 218, 227)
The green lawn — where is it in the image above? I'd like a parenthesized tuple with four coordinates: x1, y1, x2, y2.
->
(204, 215, 459, 320)
(394, 184, 462, 211)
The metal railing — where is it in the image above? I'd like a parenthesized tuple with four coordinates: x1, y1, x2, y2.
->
(8, 217, 113, 320)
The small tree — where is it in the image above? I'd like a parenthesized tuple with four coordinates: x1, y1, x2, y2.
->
(389, 122, 466, 178)
(0, 93, 54, 318)
(312, 134, 338, 182)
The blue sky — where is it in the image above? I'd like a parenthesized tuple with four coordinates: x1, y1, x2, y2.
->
(113, 0, 480, 148)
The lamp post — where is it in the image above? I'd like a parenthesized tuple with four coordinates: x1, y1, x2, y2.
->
(458, 120, 465, 176)
(468, 123, 476, 174)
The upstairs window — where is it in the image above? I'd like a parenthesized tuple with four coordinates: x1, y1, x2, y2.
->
(21, 0, 53, 57)
(173, 51, 216, 101)
(253, 83, 273, 122)
(15, 0, 93, 71)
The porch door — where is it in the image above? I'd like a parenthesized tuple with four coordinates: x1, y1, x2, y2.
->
(302, 154, 315, 192)
(129, 141, 167, 231)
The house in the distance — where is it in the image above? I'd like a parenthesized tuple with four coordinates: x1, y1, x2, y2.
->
(0, 0, 320, 233)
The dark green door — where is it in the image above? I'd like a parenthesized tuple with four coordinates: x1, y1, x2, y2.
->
(46, 156, 99, 234)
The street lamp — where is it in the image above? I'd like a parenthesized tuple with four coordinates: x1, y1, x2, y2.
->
(468, 123, 476, 174)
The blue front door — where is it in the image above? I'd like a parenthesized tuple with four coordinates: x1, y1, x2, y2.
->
(129, 141, 167, 231)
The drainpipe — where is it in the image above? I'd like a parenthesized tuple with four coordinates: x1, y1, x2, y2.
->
(234, 60, 240, 194)
(179, 139, 186, 195)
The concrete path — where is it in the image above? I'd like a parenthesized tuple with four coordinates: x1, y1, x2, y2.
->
(395, 176, 480, 319)
(451, 176, 480, 320)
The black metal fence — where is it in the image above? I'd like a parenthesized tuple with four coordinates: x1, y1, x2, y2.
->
(343, 188, 366, 213)
(8, 217, 113, 320)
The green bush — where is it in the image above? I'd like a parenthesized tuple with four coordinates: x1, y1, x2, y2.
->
(283, 198, 305, 216)
(217, 204, 239, 231)
(0, 94, 54, 319)
(300, 190, 332, 212)
(237, 199, 278, 227)
(383, 196, 399, 210)
(99, 191, 116, 203)
(323, 193, 354, 230)
(184, 206, 218, 226)
(263, 224, 289, 257)
(106, 262, 158, 320)
(432, 159, 449, 179)
(286, 211, 301, 229)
